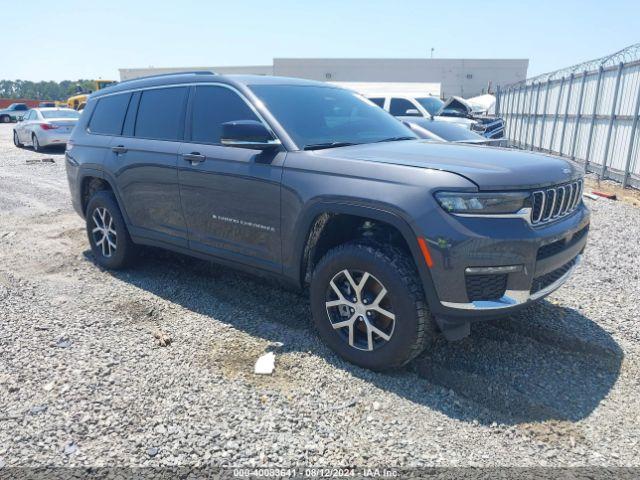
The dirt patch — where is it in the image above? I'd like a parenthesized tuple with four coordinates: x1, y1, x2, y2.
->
(203, 336, 302, 392)
(517, 420, 587, 448)
(115, 298, 163, 324)
(584, 176, 640, 207)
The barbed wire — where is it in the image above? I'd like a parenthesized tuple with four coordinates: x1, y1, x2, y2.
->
(512, 43, 640, 87)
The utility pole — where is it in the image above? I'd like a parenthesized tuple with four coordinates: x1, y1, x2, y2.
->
(430, 48, 434, 59)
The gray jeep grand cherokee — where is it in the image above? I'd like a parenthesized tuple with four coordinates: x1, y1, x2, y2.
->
(65, 72, 589, 370)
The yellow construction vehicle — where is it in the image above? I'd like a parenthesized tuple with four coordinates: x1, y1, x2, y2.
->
(66, 80, 117, 110)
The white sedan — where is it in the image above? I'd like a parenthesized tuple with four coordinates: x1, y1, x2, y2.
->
(13, 108, 80, 152)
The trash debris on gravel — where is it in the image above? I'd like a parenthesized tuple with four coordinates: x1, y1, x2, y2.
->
(25, 158, 55, 164)
(54, 337, 72, 348)
(153, 329, 172, 347)
(63, 441, 77, 456)
(254, 352, 275, 375)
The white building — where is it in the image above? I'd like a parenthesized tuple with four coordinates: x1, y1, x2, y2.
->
(119, 57, 528, 98)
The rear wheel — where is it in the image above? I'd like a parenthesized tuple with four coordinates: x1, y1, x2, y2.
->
(310, 242, 436, 370)
(1, 115, 10, 123)
(86, 190, 137, 269)
(13, 130, 23, 148)
(32, 134, 42, 152)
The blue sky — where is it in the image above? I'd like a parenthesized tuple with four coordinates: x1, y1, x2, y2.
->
(2, 0, 638, 82)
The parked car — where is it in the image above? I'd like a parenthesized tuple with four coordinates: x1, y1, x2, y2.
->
(38, 102, 57, 108)
(13, 108, 80, 151)
(399, 116, 511, 147)
(66, 72, 589, 370)
(0, 103, 29, 123)
(437, 96, 505, 139)
(369, 95, 505, 139)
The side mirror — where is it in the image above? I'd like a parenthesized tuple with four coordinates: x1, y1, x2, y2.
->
(220, 120, 281, 150)
(404, 108, 422, 117)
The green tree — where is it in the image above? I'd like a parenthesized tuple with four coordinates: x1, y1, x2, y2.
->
(0, 79, 101, 101)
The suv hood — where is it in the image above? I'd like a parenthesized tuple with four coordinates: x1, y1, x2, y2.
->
(438, 95, 499, 119)
(437, 96, 474, 117)
(318, 140, 581, 190)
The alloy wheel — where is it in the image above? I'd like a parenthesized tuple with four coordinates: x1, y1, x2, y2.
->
(325, 269, 396, 351)
(91, 207, 117, 258)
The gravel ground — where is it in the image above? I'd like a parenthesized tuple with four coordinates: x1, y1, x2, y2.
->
(0, 123, 639, 469)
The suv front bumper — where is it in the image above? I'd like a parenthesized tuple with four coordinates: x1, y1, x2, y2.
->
(440, 254, 581, 310)
(418, 202, 590, 320)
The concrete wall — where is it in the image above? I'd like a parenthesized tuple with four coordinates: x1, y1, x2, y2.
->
(120, 58, 528, 98)
(329, 81, 441, 97)
(274, 58, 528, 98)
(119, 65, 273, 81)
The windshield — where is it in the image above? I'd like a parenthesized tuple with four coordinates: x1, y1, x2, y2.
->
(403, 118, 485, 142)
(415, 97, 444, 116)
(41, 109, 80, 119)
(249, 85, 417, 149)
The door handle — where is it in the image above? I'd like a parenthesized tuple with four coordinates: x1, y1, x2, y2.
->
(111, 145, 127, 154)
(182, 152, 205, 164)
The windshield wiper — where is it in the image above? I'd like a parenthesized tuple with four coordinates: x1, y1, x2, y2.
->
(303, 142, 360, 150)
(374, 136, 417, 143)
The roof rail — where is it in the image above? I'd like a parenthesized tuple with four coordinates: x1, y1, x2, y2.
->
(117, 70, 217, 84)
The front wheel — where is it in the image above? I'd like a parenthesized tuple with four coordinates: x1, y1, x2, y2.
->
(13, 130, 23, 148)
(86, 190, 137, 269)
(310, 242, 436, 370)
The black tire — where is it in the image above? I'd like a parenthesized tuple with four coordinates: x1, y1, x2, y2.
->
(0, 115, 10, 123)
(310, 242, 436, 370)
(32, 134, 42, 152)
(13, 130, 23, 148)
(85, 190, 137, 269)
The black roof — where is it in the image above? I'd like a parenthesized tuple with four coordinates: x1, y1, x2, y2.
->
(92, 72, 330, 98)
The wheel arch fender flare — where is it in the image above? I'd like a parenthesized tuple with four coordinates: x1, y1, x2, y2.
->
(77, 168, 131, 225)
(290, 198, 440, 309)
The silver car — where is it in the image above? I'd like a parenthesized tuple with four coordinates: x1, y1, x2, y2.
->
(13, 108, 80, 151)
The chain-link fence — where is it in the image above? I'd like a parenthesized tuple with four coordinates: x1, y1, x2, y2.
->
(495, 43, 640, 189)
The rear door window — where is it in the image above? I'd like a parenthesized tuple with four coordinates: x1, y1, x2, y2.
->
(134, 87, 187, 141)
(190, 86, 260, 144)
(368, 97, 385, 108)
(89, 93, 131, 135)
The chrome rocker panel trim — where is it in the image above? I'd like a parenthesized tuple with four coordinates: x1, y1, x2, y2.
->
(440, 255, 582, 311)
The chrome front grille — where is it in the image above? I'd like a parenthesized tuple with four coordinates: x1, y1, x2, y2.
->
(531, 180, 583, 225)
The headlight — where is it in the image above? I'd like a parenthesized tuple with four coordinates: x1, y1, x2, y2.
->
(435, 191, 531, 215)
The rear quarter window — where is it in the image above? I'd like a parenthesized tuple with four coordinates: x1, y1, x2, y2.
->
(89, 93, 131, 135)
